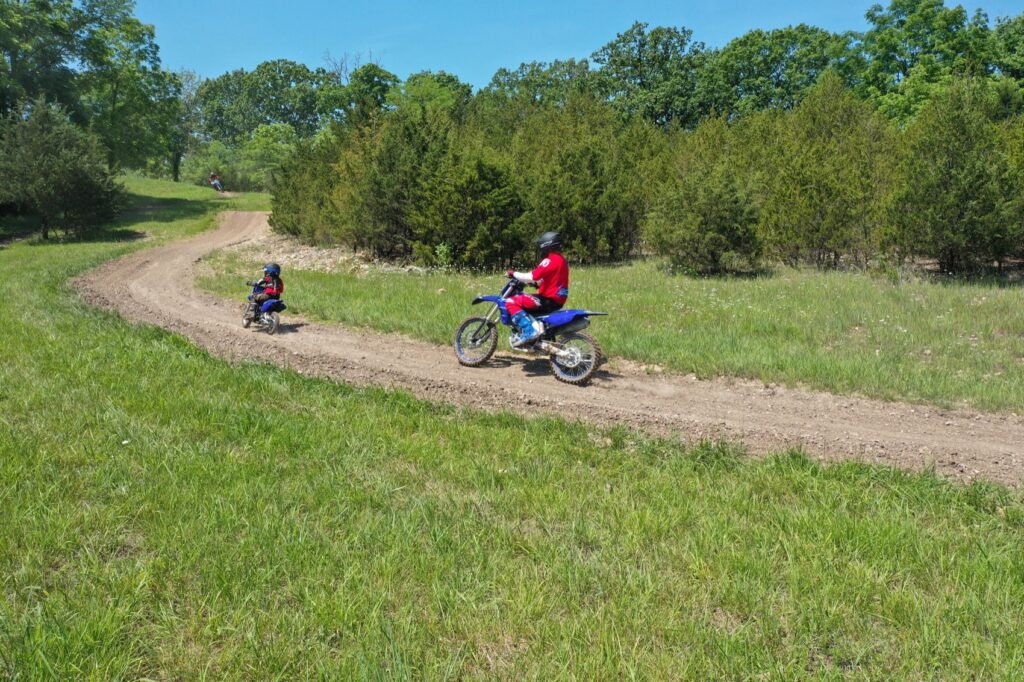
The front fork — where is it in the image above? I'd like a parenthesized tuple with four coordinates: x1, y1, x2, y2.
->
(247, 302, 267, 323)
(485, 304, 501, 327)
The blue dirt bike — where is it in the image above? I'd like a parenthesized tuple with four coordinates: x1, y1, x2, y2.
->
(243, 281, 286, 334)
(453, 277, 607, 385)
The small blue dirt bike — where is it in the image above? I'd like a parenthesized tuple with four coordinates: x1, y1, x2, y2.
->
(454, 277, 607, 385)
(243, 281, 286, 334)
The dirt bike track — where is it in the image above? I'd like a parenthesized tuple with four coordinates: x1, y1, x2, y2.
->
(76, 211, 1024, 486)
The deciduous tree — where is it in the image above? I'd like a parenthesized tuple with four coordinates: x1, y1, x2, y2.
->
(700, 25, 853, 116)
(591, 22, 707, 127)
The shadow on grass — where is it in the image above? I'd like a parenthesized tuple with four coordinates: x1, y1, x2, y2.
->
(917, 261, 1024, 289)
(11, 192, 215, 248)
(0, 213, 41, 245)
(118, 194, 213, 225)
(670, 259, 1024, 288)
(24, 226, 148, 246)
(664, 265, 777, 281)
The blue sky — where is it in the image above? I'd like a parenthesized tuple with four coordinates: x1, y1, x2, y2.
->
(135, 0, 1023, 88)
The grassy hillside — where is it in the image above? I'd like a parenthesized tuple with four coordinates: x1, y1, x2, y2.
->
(2, 179, 1024, 678)
(201, 250, 1024, 412)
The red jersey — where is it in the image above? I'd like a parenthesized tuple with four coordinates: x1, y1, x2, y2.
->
(260, 275, 284, 297)
(532, 252, 569, 304)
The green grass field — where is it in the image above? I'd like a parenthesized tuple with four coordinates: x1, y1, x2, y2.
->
(3, 178, 1024, 678)
(201, 249, 1024, 412)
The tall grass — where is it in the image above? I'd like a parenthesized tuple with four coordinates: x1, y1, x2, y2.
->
(200, 255, 1024, 412)
(2, 179, 1023, 678)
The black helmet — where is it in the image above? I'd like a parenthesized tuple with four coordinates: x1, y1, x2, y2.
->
(536, 231, 562, 257)
(263, 262, 281, 277)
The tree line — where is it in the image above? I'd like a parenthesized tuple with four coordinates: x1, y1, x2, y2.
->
(3, 0, 1023, 264)
(267, 1, 1024, 273)
(270, 72, 1024, 274)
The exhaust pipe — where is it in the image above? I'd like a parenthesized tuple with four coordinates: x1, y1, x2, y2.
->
(536, 340, 569, 359)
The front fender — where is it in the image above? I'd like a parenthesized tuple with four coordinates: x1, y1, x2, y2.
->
(471, 295, 510, 325)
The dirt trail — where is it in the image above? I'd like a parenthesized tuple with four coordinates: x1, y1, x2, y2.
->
(76, 212, 1024, 485)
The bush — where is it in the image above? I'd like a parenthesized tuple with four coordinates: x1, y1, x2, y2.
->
(757, 74, 896, 268)
(182, 124, 298, 193)
(0, 100, 123, 239)
(181, 140, 243, 190)
(411, 149, 526, 267)
(269, 130, 343, 243)
(332, 106, 454, 259)
(888, 79, 1020, 273)
(512, 95, 651, 263)
(645, 118, 760, 273)
(271, 90, 659, 268)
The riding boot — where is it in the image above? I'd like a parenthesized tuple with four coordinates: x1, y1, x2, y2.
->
(511, 311, 542, 346)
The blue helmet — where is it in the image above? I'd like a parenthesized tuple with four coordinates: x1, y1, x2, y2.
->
(263, 262, 281, 277)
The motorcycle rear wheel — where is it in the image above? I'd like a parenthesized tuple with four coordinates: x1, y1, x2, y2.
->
(265, 311, 280, 335)
(454, 316, 497, 366)
(549, 331, 602, 385)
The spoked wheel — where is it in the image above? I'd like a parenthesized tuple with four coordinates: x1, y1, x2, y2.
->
(454, 316, 497, 366)
(242, 304, 253, 328)
(265, 311, 280, 335)
(549, 331, 602, 385)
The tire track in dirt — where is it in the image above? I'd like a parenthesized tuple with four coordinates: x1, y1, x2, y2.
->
(76, 211, 1024, 485)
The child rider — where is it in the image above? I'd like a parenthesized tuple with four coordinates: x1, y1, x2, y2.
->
(247, 262, 284, 320)
(504, 231, 569, 347)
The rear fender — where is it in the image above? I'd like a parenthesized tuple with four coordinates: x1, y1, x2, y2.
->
(541, 309, 607, 335)
(551, 317, 590, 335)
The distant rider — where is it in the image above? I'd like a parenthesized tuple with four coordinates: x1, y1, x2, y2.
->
(209, 173, 224, 193)
(247, 262, 284, 320)
(505, 231, 569, 346)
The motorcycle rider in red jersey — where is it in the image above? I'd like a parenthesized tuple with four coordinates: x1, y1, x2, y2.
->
(505, 232, 569, 347)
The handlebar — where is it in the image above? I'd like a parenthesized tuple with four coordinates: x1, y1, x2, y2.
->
(501, 274, 540, 292)
(501, 277, 526, 298)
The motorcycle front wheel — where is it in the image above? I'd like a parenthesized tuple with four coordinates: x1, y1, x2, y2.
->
(549, 331, 602, 385)
(454, 316, 497, 366)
